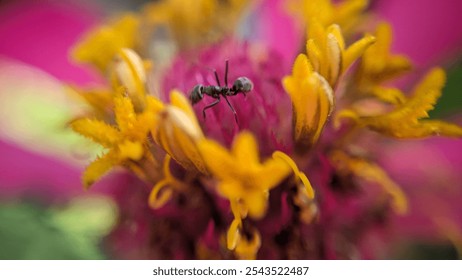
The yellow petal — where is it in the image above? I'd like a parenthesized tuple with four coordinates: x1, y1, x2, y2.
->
(405, 67, 446, 120)
(335, 0, 368, 31)
(169, 89, 201, 129)
(72, 14, 140, 72)
(143, 0, 248, 50)
(368, 68, 445, 128)
(113, 90, 136, 132)
(71, 118, 120, 147)
(197, 138, 235, 179)
(82, 152, 117, 188)
(306, 39, 322, 74)
(113, 48, 147, 101)
(326, 32, 342, 85)
(343, 35, 376, 70)
(152, 105, 206, 173)
(405, 121, 462, 138)
(330, 150, 408, 214)
(283, 66, 334, 152)
(327, 24, 345, 50)
(367, 22, 392, 71)
(292, 53, 314, 79)
(308, 19, 327, 55)
(117, 140, 143, 160)
(334, 109, 359, 128)
(259, 157, 292, 190)
(171, 121, 208, 173)
(359, 22, 412, 85)
(340, 68, 451, 139)
(370, 86, 407, 105)
(232, 131, 260, 167)
(67, 86, 113, 118)
(244, 190, 269, 219)
(145, 95, 165, 113)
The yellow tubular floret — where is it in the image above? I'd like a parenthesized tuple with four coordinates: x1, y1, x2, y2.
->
(283, 54, 334, 153)
(198, 131, 291, 219)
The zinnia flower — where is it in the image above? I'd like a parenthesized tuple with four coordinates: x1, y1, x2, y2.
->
(68, 0, 462, 259)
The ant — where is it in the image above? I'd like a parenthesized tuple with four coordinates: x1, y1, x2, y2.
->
(189, 60, 253, 124)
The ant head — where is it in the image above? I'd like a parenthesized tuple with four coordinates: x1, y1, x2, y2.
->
(232, 77, 253, 93)
(190, 84, 204, 104)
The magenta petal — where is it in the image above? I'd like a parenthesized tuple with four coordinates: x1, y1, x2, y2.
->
(375, 0, 462, 67)
(0, 139, 82, 201)
(254, 0, 303, 69)
(0, 0, 102, 84)
(379, 135, 462, 243)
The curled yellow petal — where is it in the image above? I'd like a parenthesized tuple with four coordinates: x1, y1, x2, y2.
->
(148, 179, 174, 209)
(230, 199, 248, 220)
(272, 151, 315, 198)
(227, 218, 242, 250)
(148, 155, 187, 209)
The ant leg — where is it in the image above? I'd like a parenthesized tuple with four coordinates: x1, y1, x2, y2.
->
(223, 96, 238, 125)
(202, 98, 220, 119)
(214, 70, 221, 87)
(224, 60, 229, 87)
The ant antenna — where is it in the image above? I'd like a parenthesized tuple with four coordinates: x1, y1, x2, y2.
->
(224, 60, 229, 87)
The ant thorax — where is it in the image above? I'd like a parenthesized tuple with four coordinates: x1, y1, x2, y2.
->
(203, 85, 228, 98)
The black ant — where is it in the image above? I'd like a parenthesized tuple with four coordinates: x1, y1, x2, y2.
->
(189, 60, 253, 124)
